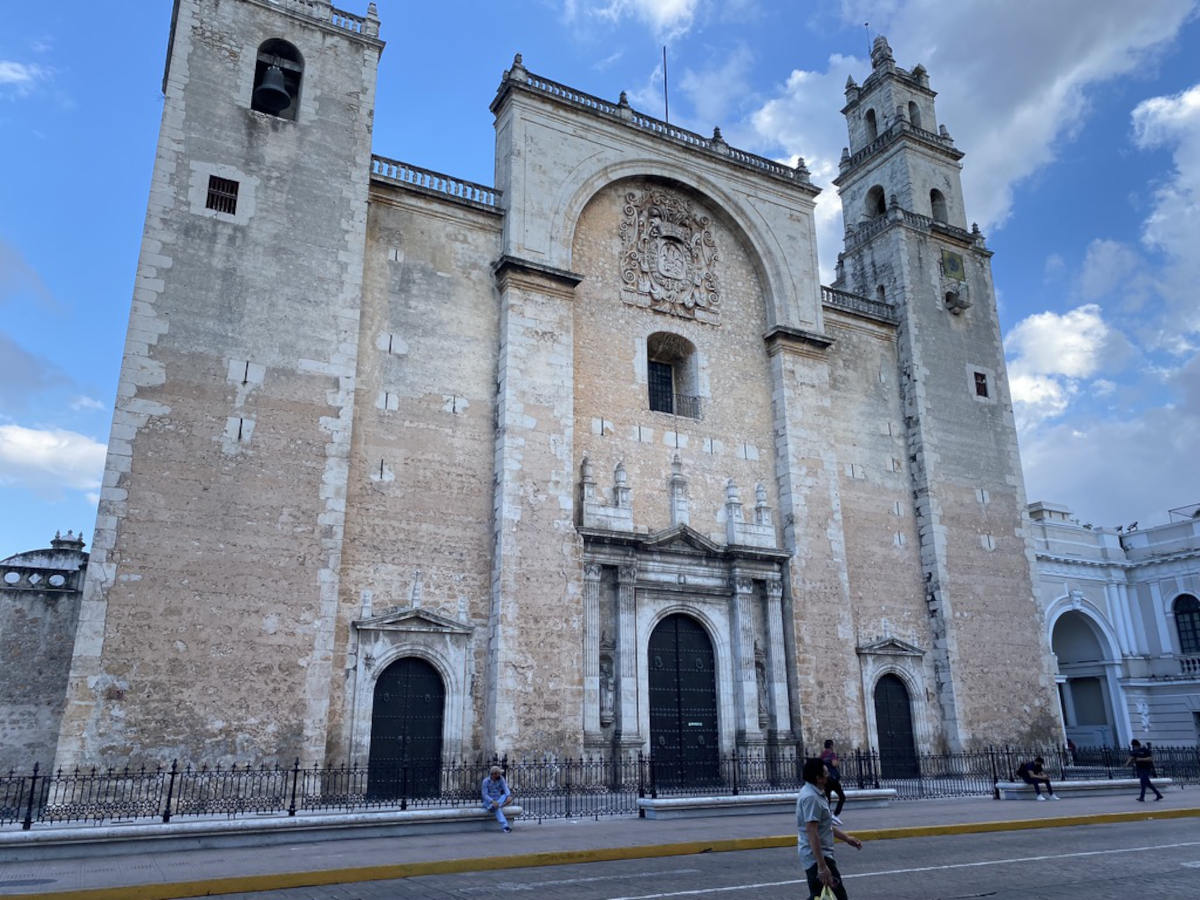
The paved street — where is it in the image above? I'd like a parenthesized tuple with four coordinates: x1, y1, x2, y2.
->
(215, 818, 1200, 899)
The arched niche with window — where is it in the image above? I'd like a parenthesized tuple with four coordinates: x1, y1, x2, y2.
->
(1175, 594, 1200, 656)
(251, 38, 303, 120)
(865, 185, 886, 220)
(647, 332, 700, 419)
(864, 108, 878, 142)
(930, 189, 948, 224)
(907, 101, 922, 130)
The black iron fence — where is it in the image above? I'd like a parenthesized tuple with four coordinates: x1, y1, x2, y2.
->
(3, 744, 1196, 830)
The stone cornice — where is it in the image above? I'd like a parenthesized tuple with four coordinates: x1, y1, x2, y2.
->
(492, 255, 584, 292)
(763, 325, 835, 356)
(491, 62, 820, 197)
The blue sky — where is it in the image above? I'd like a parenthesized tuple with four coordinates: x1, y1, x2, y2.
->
(1, 0, 1199, 556)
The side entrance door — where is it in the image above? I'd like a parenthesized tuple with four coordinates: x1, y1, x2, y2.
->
(367, 657, 445, 798)
(874, 673, 919, 778)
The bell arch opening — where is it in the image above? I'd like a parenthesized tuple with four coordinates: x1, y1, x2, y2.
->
(252, 39, 303, 120)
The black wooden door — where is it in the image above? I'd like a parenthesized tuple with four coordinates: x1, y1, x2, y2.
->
(367, 657, 445, 799)
(874, 674, 919, 778)
(649, 614, 719, 786)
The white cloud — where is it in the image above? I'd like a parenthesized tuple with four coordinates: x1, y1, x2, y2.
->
(0, 60, 49, 98)
(0, 424, 106, 496)
(1130, 82, 1200, 349)
(1020, 356, 1200, 527)
(570, 0, 701, 39)
(1006, 304, 1121, 380)
(69, 395, 105, 411)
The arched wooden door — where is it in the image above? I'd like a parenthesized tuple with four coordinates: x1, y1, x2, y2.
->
(367, 657, 444, 799)
(649, 614, 719, 786)
(874, 674, 918, 778)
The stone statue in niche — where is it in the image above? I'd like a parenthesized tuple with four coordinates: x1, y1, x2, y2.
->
(599, 655, 615, 727)
(755, 660, 770, 729)
(618, 187, 721, 324)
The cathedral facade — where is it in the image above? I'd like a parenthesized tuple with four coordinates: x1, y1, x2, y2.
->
(43, 0, 1062, 772)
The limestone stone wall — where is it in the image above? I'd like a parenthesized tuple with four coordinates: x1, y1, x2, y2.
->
(572, 179, 778, 542)
(331, 188, 502, 760)
(816, 311, 933, 748)
(0, 548, 85, 772)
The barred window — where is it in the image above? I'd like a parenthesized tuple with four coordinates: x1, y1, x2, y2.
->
(1176, 594, 1200, 655)
(648, 360, 674, 414)
(206, 176, 239, 215)
(646, 332, 700, 419)
(974, 371, 989, 398)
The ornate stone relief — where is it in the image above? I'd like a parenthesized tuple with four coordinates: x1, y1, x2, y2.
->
(619, 188, 721, 324)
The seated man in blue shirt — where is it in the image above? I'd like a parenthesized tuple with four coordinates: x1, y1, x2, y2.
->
(482, 765, 513, 832)
(1016, 757, 1059, 800)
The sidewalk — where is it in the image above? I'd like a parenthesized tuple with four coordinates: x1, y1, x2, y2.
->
(1, 788, 1196, 900)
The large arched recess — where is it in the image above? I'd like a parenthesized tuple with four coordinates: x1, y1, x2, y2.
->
(1048, 602, 1124, 747)
(547, 159, 817, 332)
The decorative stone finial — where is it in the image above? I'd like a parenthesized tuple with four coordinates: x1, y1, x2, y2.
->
(50, 529, 85, 552)
(668, 454, 689, 527)
(870, 35, 894, 70)
(508, 53, 527, 82)
(618, 91, 630, 107)
(613, 460, 631, 509)
(793, 156, 810, 181)
(710, 127, 728, 154)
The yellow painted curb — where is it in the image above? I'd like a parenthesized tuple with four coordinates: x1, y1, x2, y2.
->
(11, 807, 1200, 900)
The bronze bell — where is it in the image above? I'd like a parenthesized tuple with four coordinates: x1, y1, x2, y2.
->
(253, 65, 290, 115)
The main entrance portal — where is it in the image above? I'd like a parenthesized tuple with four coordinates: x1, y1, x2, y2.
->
(874, 673, 918, 778)
(648, 614, 719, 786)
(367, 657, 445, 798)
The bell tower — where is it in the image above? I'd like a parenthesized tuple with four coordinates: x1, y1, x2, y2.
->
(56, 0, 384, 768)
(832, 37, 1060, 748)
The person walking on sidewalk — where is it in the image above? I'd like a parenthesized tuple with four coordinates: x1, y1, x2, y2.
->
(1016, 757, 1060, 800)
(1125, 740, 1164, 801)
(798, 757, 863, 900)
(820, 739, 847, 825)
(482, 765, 514, 831)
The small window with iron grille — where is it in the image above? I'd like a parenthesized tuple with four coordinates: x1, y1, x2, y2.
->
(974, 371, 989, 398)
(206, 175, 239, 215)
(648, 360, 675, 414)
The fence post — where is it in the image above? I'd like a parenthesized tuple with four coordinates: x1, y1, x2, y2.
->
(288, 757, 300, 816)
(989, 746, 999, 799)
(21, 762, 39, 831)
(162, 759, 178, 824)
(649, 754, 658, 799)
(400, 764, 408, 811)
(637, 751, 646, 817)
(731, 749, 739, 796)
(564, 758, 572, 819)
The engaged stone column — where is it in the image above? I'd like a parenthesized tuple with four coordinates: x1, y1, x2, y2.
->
(615, 563, 641, 748)
(583, 564, 602, 742)
(764, 576, 792, 740)
(730, 573, 760, 744)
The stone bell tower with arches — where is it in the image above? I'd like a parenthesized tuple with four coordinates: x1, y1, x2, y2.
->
(832, 36, 1060, 749)
(54, 0, 384, 769)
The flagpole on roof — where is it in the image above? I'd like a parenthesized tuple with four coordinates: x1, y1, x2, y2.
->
(663, 45, 669, 123)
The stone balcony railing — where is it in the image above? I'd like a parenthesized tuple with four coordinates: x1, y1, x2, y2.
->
(1, 565, 81, 593)
(370, 156, 501, 209)
(842, 206, 985, 255)
(840, 118, 961, 172)
(1181, 656, 1200, 678)
(267, 1, 380, 36)
(820, 285, 898, 324)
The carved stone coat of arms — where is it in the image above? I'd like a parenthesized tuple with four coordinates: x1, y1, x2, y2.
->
(618, 188, 721, 325)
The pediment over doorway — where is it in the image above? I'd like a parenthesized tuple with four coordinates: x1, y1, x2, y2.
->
(353, 606, 473, 635)
(642, 524, 724, 555)
(856, 636, 924, 657)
